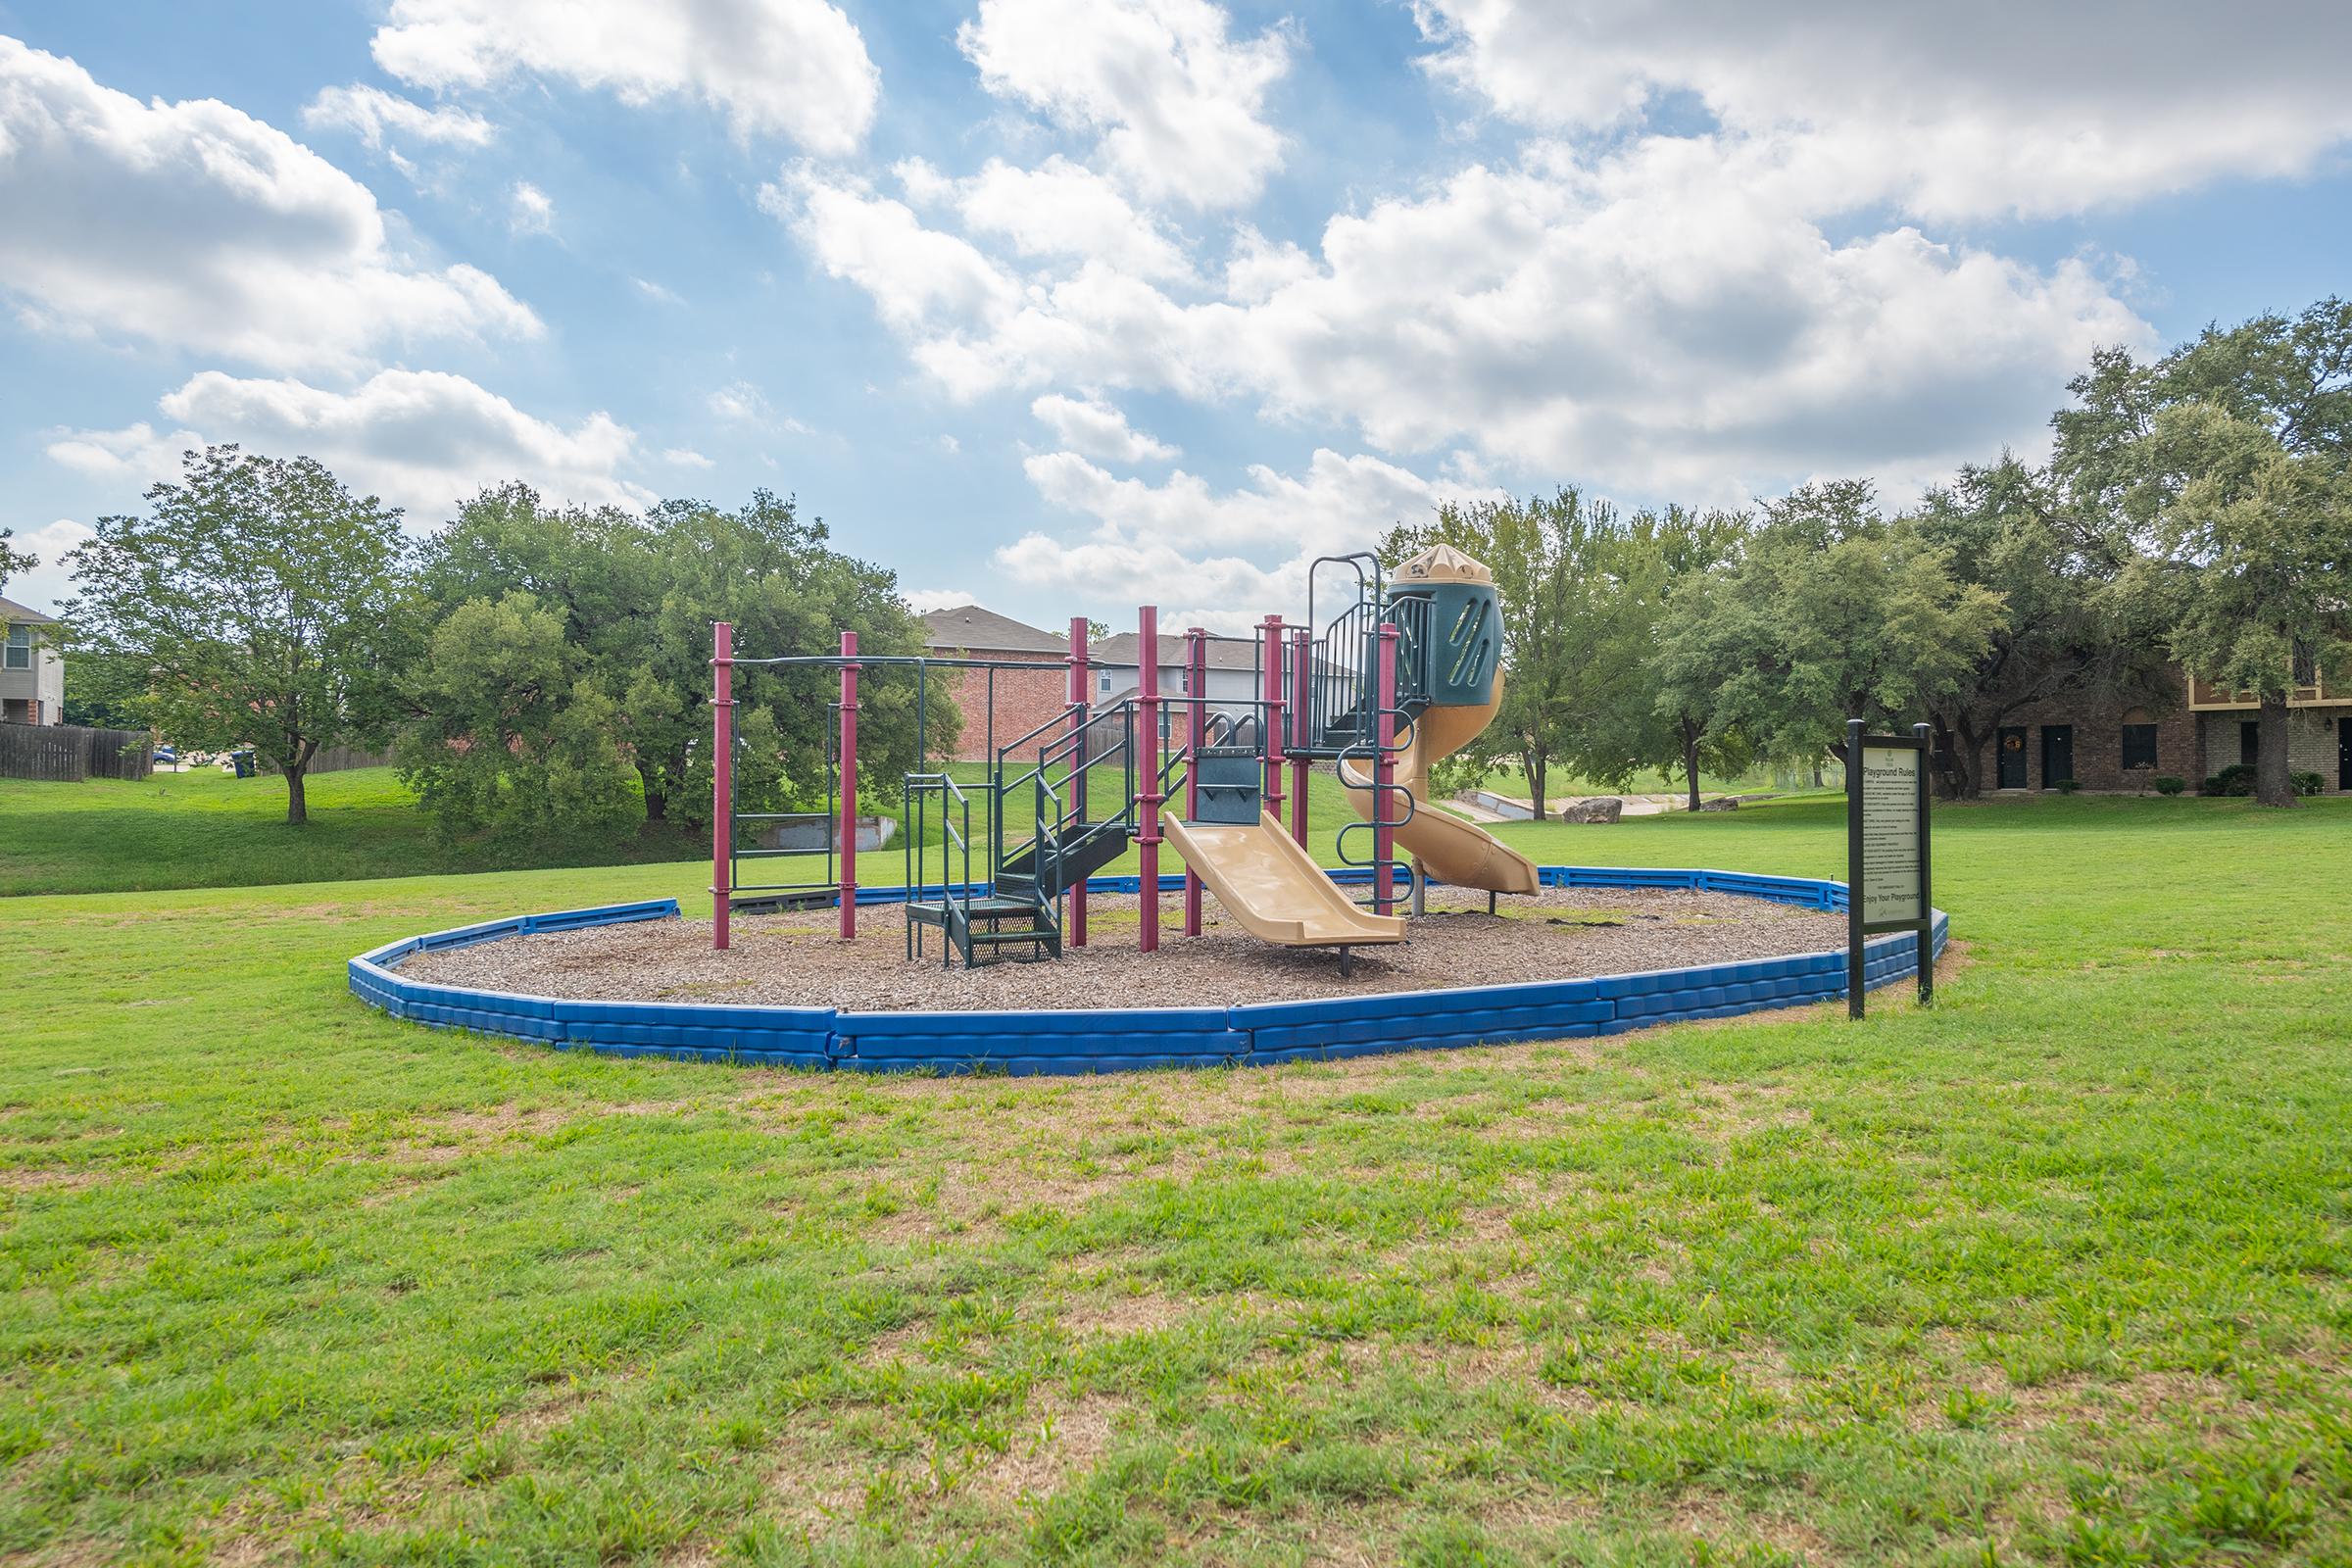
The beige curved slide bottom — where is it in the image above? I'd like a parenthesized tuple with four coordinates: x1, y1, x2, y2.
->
(1338, 698, 1542, 897)
(1162, 811, 1406, 948)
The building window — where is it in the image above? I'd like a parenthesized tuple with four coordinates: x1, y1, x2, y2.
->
(3, 625, 29, 671)
(1098, 670, 1111, 693)
(2121, 723, 2158, 770)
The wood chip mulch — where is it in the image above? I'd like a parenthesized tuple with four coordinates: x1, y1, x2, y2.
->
(400, 886, 1847, 1013)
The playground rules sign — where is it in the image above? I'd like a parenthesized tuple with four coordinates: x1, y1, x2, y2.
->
(1844, 719, 1935, 1017)
(1858, 747, 1923, 924)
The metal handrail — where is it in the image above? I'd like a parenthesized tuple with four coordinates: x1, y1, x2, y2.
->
(904, 771, 974, 922)
(997, 701, 1089, 764)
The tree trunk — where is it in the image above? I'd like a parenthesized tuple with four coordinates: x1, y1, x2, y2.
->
(1954, 716, 1988, 801)
(2256, 692, 2296, 808)
(1528, 752, 1547, 822)
(1681, 716, 1702, 813)
(285, 764, 308, 826)
(644, 785, 668, 822)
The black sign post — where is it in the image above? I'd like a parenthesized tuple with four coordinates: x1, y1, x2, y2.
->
(1845, 718, 1935, 1019)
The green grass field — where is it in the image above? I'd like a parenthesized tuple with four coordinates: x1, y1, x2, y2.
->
(0, 769, 711, 898)
(2, 794, 2348, 1564)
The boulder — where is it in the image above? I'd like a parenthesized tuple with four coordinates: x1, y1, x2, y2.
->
(1560, 796, 1622, 824)
(1697, 797, 1740, 812)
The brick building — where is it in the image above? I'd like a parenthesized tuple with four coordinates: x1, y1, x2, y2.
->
(1947, 664, 2350, 794)
(920, 606, 1067, 761)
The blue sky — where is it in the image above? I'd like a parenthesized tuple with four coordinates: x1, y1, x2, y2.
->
(3, 0, 2348, 632)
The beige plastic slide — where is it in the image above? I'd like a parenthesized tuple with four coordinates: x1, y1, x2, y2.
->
(1338, 671, 1543, 896)
(1162, 810, 1406, 948)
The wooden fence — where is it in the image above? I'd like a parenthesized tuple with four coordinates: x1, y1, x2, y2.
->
(306, 743, 396, 775)
(0, 722, 153, 782)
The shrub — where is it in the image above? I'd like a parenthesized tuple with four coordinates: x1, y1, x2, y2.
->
(2053, 777, 2081, 794)
(2203, 763, 2326, 798)
(2204, 763, 2259, 797)
(2153, 776, 2186, 796)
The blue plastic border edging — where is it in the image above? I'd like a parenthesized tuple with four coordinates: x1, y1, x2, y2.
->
(348, 871, 1948, 1074)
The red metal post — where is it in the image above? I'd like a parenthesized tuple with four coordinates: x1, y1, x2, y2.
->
(1288, 627, 1310, 848)
(838, 630, 858, 940)
(711, 621, 734, 951)
(1375, 621, 1398, 915)
(1066, 616, 1091, 948)
(1137, 606, 1161, 954)
(1260, 614, 1287, 829)
(1184, 626, 1205, 937)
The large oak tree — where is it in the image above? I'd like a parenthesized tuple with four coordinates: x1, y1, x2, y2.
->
(61, 446, 412, 824)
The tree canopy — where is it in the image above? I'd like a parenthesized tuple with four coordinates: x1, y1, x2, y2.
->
(0, 529, 31, 598)
(401, 485, 946, 842)
(2055, 298, 2352, 806)
(61, 446, 412, 823)
(1652, 484, 2005, 775)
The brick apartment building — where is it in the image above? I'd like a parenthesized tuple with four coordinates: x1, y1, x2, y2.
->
(920, 606, 1068, 761)
(1947, 664, 2351, 794)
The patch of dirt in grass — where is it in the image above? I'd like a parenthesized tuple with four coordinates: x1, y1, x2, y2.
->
(1055, 1288, 1212, 1339)
(404, 887, 1849, 1012)
(2006, 1370, 2260, 1436)
(765, 1434, 872, 1534)
(968, 1391, 1128, 1502)
(0, 1166, 108, 1192)
(1667, 1492, 1843, 1565)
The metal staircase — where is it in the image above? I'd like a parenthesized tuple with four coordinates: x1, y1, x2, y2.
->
(903, 703, 1138, 967)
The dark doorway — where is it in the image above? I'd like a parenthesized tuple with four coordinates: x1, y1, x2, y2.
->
(2339, 716, 2349, 791)
(1997, 726, 2028, 789)
(2040, 724, 2075, 788)
(2240, 720, 2261, 767)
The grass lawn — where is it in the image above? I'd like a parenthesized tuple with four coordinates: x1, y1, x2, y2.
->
(2, 794, 2348, 1564)
(0, 768, 711, 898)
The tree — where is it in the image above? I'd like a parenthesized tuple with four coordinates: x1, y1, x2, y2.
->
(2121, 404, 2348, 807)
(1910, 456, 2162, 798)
(1652, 483, 2006, 781)
(61, 446, 412, 824)
(1380, 489, 1607, 819)
(406, 486, 944, 841)
(1635, 505, 1754, 810)
(393, 592, 642, 840)
(2055, 299, 2352, 808)
(0, 529, 31, 597)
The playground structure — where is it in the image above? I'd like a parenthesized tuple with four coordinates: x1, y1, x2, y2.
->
(708, 546, 1543, 972)
(349, 544, 1958, 1072)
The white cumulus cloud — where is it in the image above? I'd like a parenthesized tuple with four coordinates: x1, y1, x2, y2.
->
(0, 37, 539, 374)
(786, 145, 2149, 497)
(0, 518, 98, 616)
(1414, 0, 2352, 220)
(300, 83, 494, 150)
(957, 0, 1292, 209)
(1030, 394, 1179, 464)
(1000, 447, 1504, 631)
(901, 156, 1197, 283)
(48, 370, 654, 521)
(370, 0, 881, 156)
(509, 180, 555, 234)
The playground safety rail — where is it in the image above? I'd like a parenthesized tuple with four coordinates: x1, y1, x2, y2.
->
(350, 866, 1950, 1074)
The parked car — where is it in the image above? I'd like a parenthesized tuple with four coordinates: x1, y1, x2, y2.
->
(153, 744, 178, 767)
